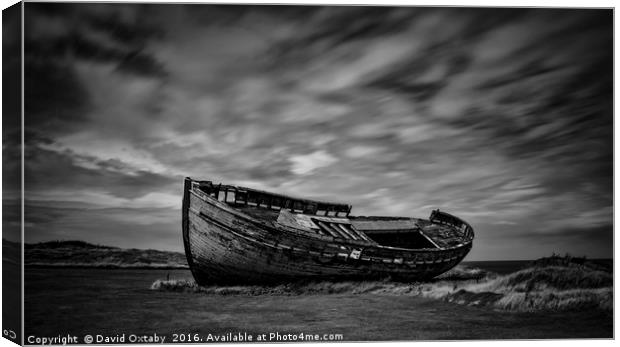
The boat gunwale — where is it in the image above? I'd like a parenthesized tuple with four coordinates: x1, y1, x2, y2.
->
(216, 183, 352, 211)
(189, 185, 473, 254)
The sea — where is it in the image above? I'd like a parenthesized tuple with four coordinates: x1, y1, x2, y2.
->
(23, 261, 612, 343)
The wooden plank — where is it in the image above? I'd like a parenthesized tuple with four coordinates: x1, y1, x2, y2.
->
(181, 178, 198, 277)
(351, 219, 418, 231)
(418, 230, 441, 249)
(276, 210, 322, 234)
(346, 224, 374, 243)
(314, 227, 327, 236)
(315, 220, 341, 238)
(312, 215, 351, 224)
(229, 185, 350, 214)
(324, 222, 351, 239)
(361, 228, 415, 235)
(336, 223, 359, 240)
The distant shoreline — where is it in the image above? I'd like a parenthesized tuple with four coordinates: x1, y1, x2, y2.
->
(12, 240, 190, 269)
(22, 259, 612, 272)
(7, 239, 612, 272)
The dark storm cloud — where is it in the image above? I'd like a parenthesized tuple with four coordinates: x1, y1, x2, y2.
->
(25, 147, 179, 199)
(269, 7, 414, 57)
(3, 2, 21, 126)
(25, 34, 166, 78)
(3, 3, 22, 223)
(23, 2, 167, 134)
(24, 60, 91, 133)
(87, 11, 164, 45)
(23, 4, 612, 259)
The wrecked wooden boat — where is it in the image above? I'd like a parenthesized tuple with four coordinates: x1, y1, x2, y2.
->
(182, 177, 474, 285)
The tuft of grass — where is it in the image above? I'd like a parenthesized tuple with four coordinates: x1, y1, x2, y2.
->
(529, 253, 612, 273)
(435, 265, 491, 281)
(151, 279, 199, 292)
(457, 266, 611, 294)
(416, 260, 612, 312)
(495, 288, 612, 312)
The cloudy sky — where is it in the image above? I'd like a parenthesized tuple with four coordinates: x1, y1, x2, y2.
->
(6, 4, 612, 260)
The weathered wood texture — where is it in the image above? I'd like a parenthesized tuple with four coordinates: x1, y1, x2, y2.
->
(182, 178, 474, 285)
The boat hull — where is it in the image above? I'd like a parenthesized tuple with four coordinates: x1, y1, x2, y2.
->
(182, 178, 473, 285)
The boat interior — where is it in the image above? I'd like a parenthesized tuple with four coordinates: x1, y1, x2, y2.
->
(193, 180, 470, 250)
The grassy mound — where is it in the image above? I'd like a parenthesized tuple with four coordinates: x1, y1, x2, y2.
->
(25, 240, 188, 269)
(528, 254, 612, 273)
(435, 264, 490, 281)
(24, 240, 114, 249)
(417, 257, 612, 312)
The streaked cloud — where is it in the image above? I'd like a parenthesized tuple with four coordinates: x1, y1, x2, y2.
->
(290, 150, 338, 175)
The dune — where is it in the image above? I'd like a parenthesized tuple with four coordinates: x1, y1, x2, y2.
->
(416, 264, 612, 312)
(24, 240, 189, 269)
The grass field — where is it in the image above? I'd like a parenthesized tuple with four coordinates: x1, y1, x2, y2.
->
(25, 260, 612, 342)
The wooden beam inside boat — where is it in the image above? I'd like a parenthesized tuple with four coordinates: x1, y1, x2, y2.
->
(325, 222, 351, 239)
(314, 220, 340, 238)
(347, 225, 374, 243)
(336, 224, 359, 240)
